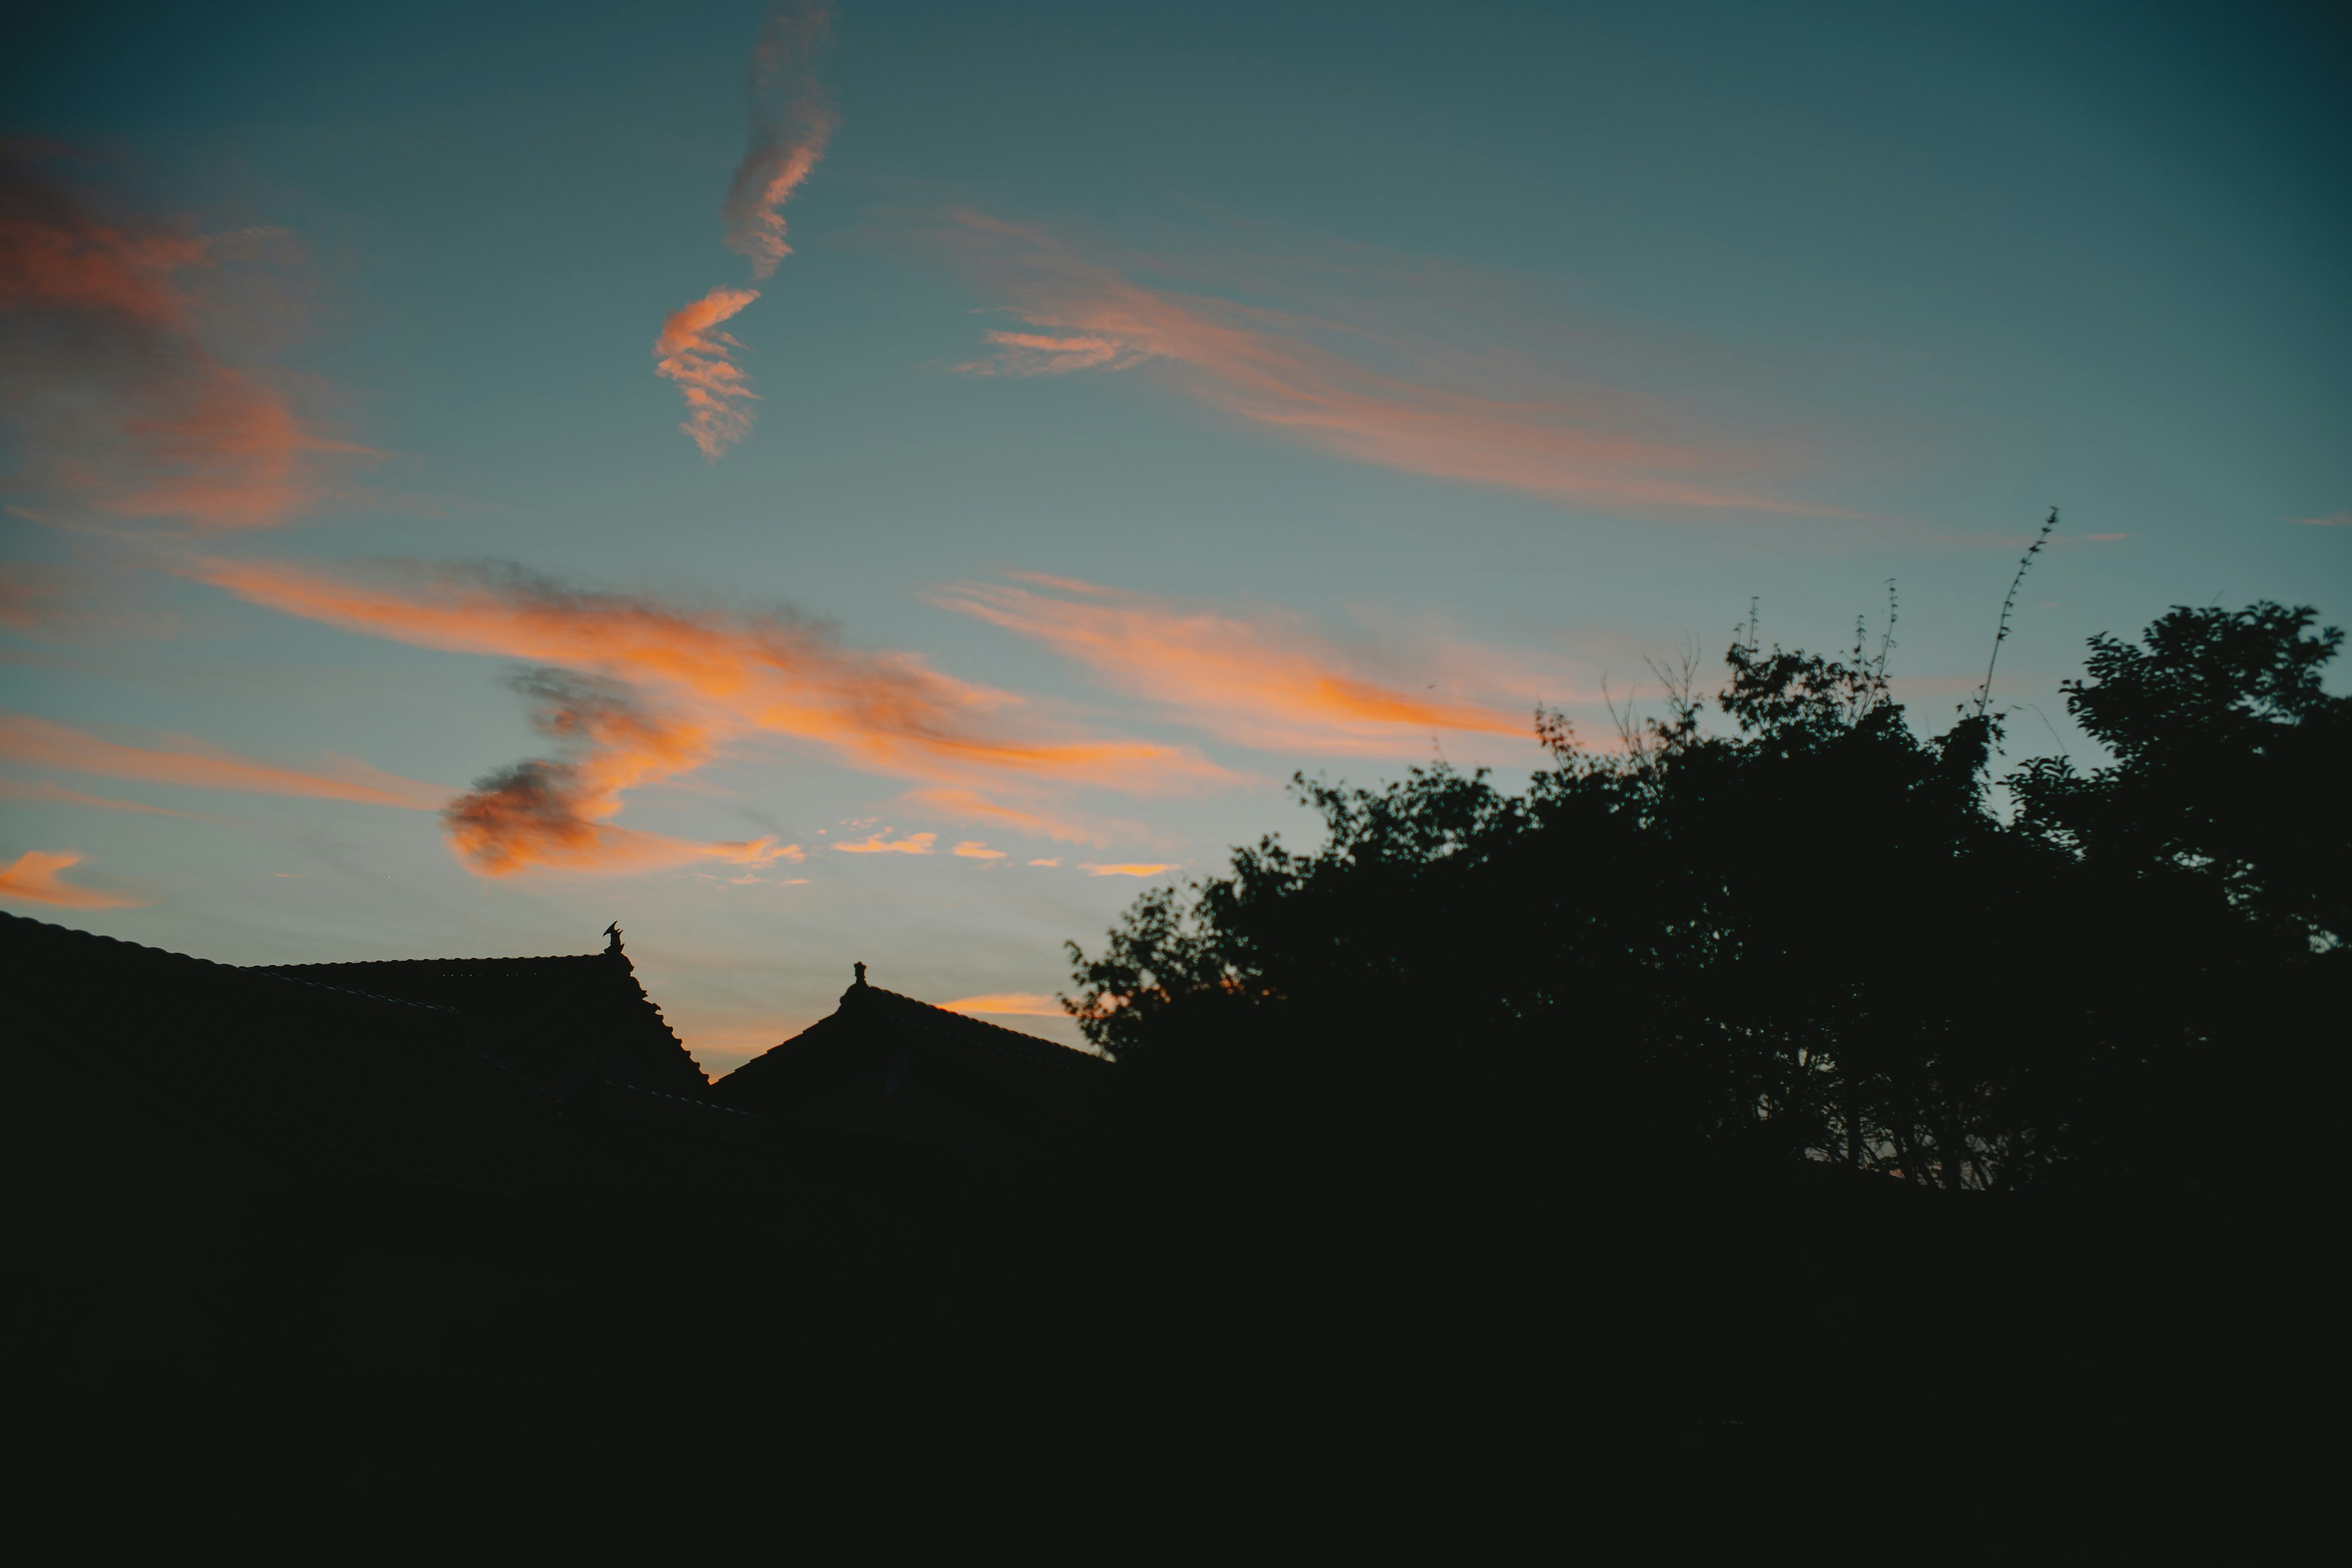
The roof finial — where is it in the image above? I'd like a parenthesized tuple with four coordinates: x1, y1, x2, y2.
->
(604, 921, 624, 954)
(853, 960, 867, 987)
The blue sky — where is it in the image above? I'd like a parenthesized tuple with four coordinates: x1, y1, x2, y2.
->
(4, 0, 2345, 1068)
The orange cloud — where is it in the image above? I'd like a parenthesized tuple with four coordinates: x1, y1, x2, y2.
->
(1027, 858, 1060, 867)
(2290, 511, 2351, 528)
(652, 4, 837, 459)
(654, 285, 762, 461)
(0, 146, 373, 528)
(1082, 862, 1175, 878)
(937, 573, 1543, 756)
(932, 209, 1812, 513)
(442, 669, 795, 876)
(190, 558, 1237, 799)
(940, 992, 1066, 1018)
(0, 849, 151, 910)
(0, 710, 445, 809)
(951, 840, 1005, 859)
(722, 2, 839, 280)
(834, 831, 935, 854)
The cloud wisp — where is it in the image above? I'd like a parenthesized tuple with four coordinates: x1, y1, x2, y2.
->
(654, 286, 763, 461)
(723, 1, 839, 281)
(189, 557, 1237, 873)
(0, 849, 150, 910)
(833, 830, 935, 854)
(929, 209, 1815, 513)
(0, 146, 373, 529)
(0, 775, 208, 817)
(654, 3, 836, 460)
(936, 573, 1547, 757)
(0, 710, 445, 809)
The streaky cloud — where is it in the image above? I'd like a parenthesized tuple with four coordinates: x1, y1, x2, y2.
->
(723, 1, 839, 280)
(935, 573, 1547, 758)
(187, 556, 1238, 875)
(653, 2, 837, 459)
(0, 775, 208, 817)
(654, 286, 762, 461)
(0, 710, 445, 809)
(0, 848, 151, 910)
(0, 145, 374, 529)
(930, 208, 1820, 513)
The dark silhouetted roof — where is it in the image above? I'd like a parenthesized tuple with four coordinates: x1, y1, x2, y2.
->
(3, 912, 754, 1193)
(249, 949, 708, 1097)
(711, 979, 1107, 1160)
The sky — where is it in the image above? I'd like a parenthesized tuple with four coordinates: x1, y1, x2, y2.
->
(3, 0, 2346, 1071)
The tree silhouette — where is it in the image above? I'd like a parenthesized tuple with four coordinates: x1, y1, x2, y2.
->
(1069, 599, 2346, 1200)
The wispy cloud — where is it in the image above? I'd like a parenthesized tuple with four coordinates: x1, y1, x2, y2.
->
(927, 209, 1813, 513)
(834, 830, 935, 854)
(0, 775, 207, 817)
(2290, 511, 2351, 528)
(951, 840, 1005, 859)
(723, 2, 839, 280)
(0, 710, 445, 809)
(1081, 862, 1175, 878)
(940, 992, 1066, 1018)
(654, 286, 761, 461)
(0, 146, 373, 528)
(654, 2, 836, 459)
(898, 786, 1129, 848)
(187, 557, 1235, 872)
(0, 848, 150, 909)
(937, 573, 1547, 756)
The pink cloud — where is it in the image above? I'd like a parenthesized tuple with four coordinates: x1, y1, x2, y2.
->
(2290, 511, 2351, 528)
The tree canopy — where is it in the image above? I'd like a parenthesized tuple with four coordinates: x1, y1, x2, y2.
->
(1068, 601, 2347, 1199)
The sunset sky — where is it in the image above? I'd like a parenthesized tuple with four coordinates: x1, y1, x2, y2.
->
(4, 0, 2345, 1069)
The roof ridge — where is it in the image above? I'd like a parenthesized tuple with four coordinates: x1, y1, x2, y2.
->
(1, 909, 254, 974)
(256, 953, 609, 970)
(858, 983, 1105, 1063)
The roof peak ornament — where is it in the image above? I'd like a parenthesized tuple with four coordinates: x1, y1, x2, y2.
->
(603, 922, 624, 954)
(853, 960, 867, 987)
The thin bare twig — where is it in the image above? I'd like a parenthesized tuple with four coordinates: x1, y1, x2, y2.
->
(1973, 508, 2059, 720)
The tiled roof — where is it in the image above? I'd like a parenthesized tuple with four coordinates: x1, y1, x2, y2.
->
(249, 950, 709, 1096)
(2, 913, 750, 1193)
